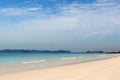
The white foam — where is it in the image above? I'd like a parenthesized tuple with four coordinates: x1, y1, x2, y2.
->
(100, 55, 106, 57)
(97, 55, 106, 57)
(61, 57, 77, 60)
(78, 57, 82, 59)
(40, 60, 46, 62)
(22, 60, 46, 64)
(71, 57, 77, 59)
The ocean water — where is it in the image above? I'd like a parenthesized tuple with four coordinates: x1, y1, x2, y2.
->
(0, 52, 119, 74)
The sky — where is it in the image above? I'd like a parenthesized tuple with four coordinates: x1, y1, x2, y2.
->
(0, 0, 120, 52)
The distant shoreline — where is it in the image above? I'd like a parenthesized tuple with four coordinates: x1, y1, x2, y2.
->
(106, 52, 120, 54)
(0, 49, 120, 54)
(0, 49, 71, 53)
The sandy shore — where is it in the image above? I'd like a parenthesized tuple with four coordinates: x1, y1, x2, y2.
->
(0, 56, 120, 80)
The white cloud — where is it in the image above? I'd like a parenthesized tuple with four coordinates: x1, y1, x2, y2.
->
(0, 7, 42, 16)
(0, 0, 120, 51)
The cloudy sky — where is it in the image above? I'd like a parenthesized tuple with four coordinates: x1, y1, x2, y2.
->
(0, 0, 120, 51)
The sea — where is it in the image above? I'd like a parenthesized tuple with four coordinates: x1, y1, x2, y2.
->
(0, 52, 119, 74)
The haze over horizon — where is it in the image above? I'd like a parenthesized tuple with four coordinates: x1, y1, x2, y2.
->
(0, 0, 120, 52)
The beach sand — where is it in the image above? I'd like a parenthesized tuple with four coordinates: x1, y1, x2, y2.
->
(0, 56, 120, 80)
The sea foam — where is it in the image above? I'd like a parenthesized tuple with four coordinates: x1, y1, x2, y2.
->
(22, 60, 46, 64)
(61, 57, 77, 60)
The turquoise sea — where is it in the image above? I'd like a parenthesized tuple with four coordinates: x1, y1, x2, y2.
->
(0, 52, 119, 74)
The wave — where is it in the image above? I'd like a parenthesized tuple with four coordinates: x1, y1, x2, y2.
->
(97, 55, 106, 57)
(22, 60, 46, 64)
(78, 57, 82, 59)
(61, 57, 77, 60)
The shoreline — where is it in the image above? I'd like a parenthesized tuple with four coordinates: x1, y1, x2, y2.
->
(0, 54, 119, 74)
(0, 56, 120, 80)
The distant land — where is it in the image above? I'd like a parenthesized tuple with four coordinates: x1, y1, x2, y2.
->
(86, 50, 120, 54)
(106, 51, 120, 54)
(86, 50, 104, 53)
(0, 49, 71, 53)
(0, 49, 119, 54)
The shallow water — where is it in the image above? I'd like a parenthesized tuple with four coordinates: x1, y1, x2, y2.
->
(0, 52, 119, 74)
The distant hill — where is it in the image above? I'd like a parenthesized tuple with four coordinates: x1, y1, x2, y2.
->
(0, 49, 71, 53)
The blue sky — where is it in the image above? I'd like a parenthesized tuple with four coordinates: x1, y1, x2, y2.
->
(0, 0, 120, 51)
